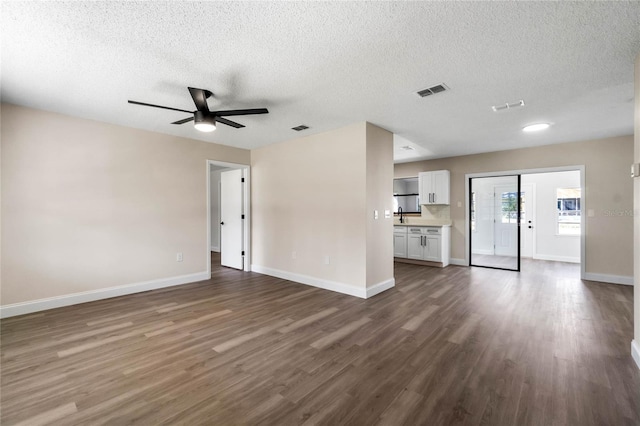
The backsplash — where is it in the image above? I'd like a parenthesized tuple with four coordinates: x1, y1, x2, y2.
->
(421, 205, 451, 221)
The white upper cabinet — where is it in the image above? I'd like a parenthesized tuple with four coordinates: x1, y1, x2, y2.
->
(419, 170, 450, 205)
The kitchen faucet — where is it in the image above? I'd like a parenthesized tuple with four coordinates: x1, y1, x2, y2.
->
(398, 206, 404, 223)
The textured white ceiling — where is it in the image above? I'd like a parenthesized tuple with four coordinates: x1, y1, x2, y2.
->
(2, 2, 639, 162)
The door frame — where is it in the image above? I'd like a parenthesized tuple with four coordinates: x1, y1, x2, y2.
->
(520, 182, 536, 258)
(207, 160, 251, 277)
(465, 165, 585, 279)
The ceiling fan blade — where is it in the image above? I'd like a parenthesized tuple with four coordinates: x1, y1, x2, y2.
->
(171, 116, 195, 125)
(213, 108, 269, 117)
(188, 87, 210, 112)
(128, 100, 192, 114)
(215, 117, 245, 129)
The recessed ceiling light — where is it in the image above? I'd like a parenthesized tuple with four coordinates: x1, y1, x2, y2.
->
(522, 123, 550, 132)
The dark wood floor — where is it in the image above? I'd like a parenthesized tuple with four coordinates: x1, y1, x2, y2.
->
(1, 255, 638, 425)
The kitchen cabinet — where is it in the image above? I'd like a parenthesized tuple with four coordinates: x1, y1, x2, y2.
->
(395, 225, 450, 266)
(393, 226, 408, 258)
(419, 170, 450, 205)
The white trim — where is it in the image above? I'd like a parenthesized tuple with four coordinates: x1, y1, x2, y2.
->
(583, 273, 633, 286)
(0, 271, 209, 319)
(632, 340, 640, 371)
(366, 278, 395, 298)
(251, 264, 368, 298)
(465, 165, 586, 280)
(449, 258, 467, 266)
(211, 246, 220, 252)
(533, 254, 580, 264)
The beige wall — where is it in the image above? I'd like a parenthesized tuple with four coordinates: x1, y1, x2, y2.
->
(1, 103, 250, 305)
(251, 122, 394, 293)
(396, 135, 634, 278)
(365, 123, 394, 287)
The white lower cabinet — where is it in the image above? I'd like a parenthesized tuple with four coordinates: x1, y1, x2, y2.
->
(424, 235, 441, 261)
(393, 232, 407, 258)
(407, 233, 425, 260)
(395, 225, 450, 266)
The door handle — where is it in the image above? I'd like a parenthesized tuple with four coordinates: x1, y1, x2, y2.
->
(433, 193, 436, 203)
(528, 226, 533, 229)
(220, 222, 224, 225)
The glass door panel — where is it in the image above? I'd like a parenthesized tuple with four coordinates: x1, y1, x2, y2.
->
(470, 175, 521, 271)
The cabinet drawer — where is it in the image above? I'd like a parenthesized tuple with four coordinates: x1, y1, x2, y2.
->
(423, 227, 441, 235)
(408, 227, 424, 234)
(394, 226, 408, 234)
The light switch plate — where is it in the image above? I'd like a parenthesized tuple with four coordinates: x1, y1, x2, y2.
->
(384, 210, 391, 219)
(632, 163, 640, 178)
(374, 210, 379, 220)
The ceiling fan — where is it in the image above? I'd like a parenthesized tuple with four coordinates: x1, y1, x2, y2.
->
(128, 87, 268, 132)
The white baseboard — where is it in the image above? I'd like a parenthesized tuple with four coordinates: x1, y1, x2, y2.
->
(471, 249, 494, 255)
(534, 253, 580, 264)
(251, 264, 370, 298)
(583, 273, 633, 286)
(632, 340, 640, 371)
(449, 258, 467, 266)
(366, 278, 395, 298)
(211, 246, 220, 252)
(0, 271, 210, 319)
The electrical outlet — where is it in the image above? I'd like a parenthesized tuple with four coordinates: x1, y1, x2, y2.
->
(324, 255, 330, 265)
(176, 252, 183, 262)
(385, 210, 391, 219)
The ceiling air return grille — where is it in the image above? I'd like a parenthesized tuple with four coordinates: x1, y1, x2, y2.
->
(292, 125, 309, 131)
(417, 83, 449, 98)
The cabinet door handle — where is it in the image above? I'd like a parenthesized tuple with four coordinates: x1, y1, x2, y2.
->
(433, 193, 436, 203)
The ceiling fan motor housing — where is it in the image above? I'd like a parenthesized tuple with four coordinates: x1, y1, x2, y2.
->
(194, 110, 216, 132)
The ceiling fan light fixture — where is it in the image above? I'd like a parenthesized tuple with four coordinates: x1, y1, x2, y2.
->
(522, 123, 550, 132)
(194, 111, 216, 132)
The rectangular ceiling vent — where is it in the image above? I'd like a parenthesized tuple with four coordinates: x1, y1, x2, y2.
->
(417, 83, 449, 98)
(292, 125, 309, 131)
(492, 100, 525, 112)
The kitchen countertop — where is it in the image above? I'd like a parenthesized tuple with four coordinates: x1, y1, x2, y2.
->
(393, 219, 452, 227)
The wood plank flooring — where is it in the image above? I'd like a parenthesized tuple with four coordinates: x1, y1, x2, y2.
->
(1, 254, 638, 425)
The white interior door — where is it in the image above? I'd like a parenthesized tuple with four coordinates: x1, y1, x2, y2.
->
(220, 169, 244, 269)
(520, 183, 535, 258)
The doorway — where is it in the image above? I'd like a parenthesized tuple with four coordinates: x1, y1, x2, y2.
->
(466, 166, 585, 277)
(207, 160, 251, 275)
(470, 175, 521, 271)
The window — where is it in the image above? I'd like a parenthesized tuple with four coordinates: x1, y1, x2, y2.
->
(557, 188, 581, 235)
(501, 192, 524, 224)
(471, 192, 476, 231)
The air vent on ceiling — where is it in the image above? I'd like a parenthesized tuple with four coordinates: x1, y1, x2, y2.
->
(400, 146, 414, 151)
(417, 83, 449, 97)
(492, 100, 525, 112)
(291, 125, 309, 131)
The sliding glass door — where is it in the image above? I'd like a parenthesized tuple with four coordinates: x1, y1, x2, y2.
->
(470, 175, 521, 271)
